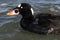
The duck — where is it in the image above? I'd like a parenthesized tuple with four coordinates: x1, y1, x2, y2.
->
(6, 3, 54, 34)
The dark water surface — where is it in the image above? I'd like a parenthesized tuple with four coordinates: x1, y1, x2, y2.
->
(0, 0, 60, 40)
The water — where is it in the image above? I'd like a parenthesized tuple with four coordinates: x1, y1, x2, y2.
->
(0, 0, 60, 40)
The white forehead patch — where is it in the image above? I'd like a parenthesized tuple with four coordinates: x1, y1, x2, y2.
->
(18, 4, 21, 7)
(31, 8, 34, 15)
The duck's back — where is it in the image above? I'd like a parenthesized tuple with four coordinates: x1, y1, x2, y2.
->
(20, 13, 53, 34)
(35, 13, 52, 27)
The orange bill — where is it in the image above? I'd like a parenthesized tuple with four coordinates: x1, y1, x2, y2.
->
(7, 10, 14, 16)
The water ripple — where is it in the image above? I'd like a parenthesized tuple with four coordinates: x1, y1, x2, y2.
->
(0, 33, 16, 38)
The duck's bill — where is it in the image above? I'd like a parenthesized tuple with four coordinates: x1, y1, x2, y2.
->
(7, 9, 19, 16)
(7, 10, 14, 16)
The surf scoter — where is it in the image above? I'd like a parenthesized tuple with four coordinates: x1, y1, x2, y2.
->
(7, 3, 54, 34)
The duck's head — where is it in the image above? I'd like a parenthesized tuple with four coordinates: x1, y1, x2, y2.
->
(7, 3, 34, 16)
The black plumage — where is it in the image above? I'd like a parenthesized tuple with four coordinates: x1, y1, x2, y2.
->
(7, 3, 55, 34)
(19, 3, 53, 34)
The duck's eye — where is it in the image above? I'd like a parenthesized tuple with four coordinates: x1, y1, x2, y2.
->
(14, 9, 19, 13)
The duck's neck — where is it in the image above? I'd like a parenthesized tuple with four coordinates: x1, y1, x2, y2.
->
(22, 14, 34, 22)
(21, 9, 34, 19)
(21, 10, 34, 23)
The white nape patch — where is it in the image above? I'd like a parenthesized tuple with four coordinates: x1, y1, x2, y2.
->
(18, 4, 23, 8)
(18, 4, 21, 7)
(31, 8, 34, 15)
(12, 10, 19, 15)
